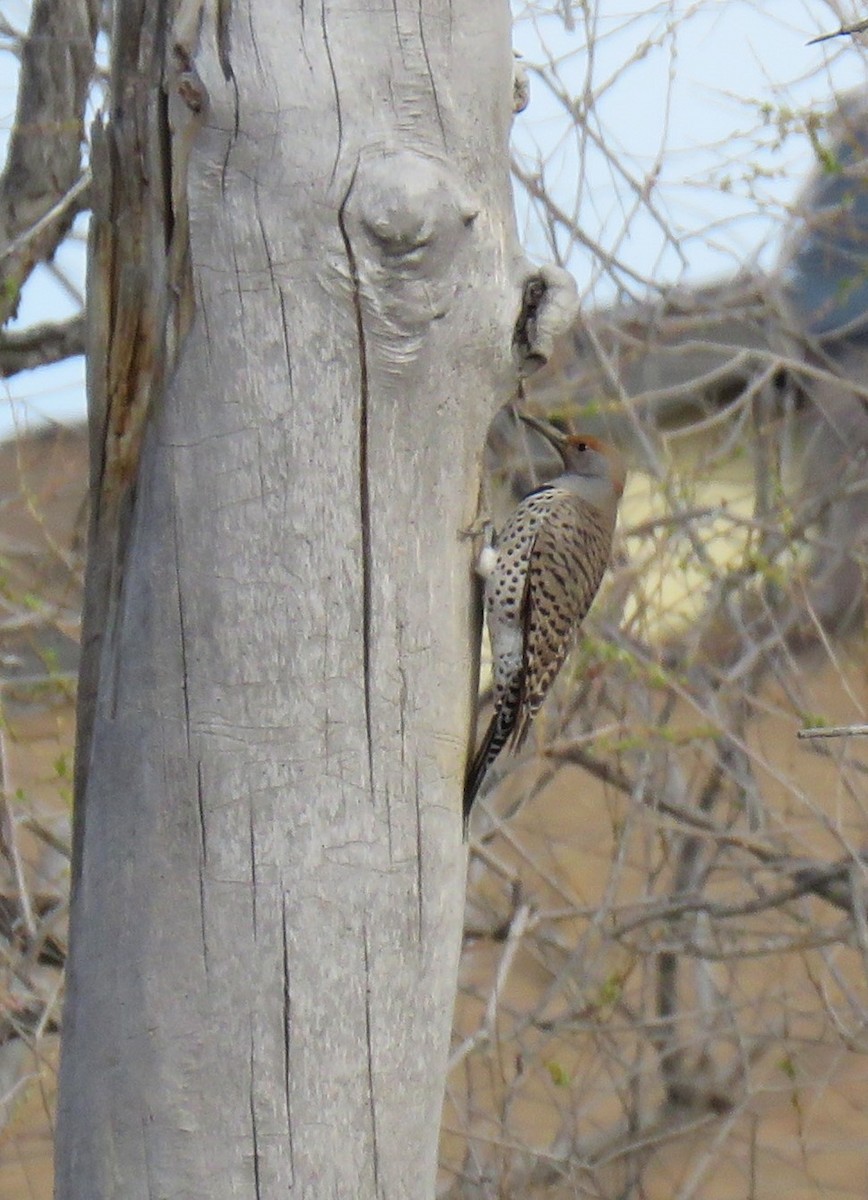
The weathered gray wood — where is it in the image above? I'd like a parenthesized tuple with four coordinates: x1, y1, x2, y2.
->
(55, 1, 545, 1197)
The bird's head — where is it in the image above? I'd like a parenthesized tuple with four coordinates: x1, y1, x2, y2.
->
(518, 413, 626, 516)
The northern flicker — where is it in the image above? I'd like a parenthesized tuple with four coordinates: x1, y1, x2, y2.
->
(465, 413, 625, 823)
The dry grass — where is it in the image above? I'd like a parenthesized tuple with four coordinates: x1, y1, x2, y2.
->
(0, 424, 85, 1198)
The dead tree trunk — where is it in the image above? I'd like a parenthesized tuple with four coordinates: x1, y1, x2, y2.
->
(54, 1, 555, 1196)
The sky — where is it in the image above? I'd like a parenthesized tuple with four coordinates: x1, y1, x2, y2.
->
(512, 0, 867, 299)
(1, 0, 867, 438)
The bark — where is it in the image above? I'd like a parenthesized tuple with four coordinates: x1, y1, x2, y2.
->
(55, 1, 566, 1197)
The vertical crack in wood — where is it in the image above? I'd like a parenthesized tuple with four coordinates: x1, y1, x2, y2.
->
(416, 2, 445, 143)
(196, 759, 208, 866)
(196, 760, 209, 973)
(338, 169, 376, 801)
(281, 891, 296, 1181)
(277, 286, 295, 400)
(320, 7, 343, 185)
(249, 1025, 263, 1200)
(216, 0, 234, 81)
(249, 803, 258, 941)
(362, 920, 381, 1197)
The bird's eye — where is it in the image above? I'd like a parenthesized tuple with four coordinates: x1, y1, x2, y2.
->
(576, 441, 588, 452)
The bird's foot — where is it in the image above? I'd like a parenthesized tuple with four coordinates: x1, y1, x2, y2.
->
(459, 515, 489, 541)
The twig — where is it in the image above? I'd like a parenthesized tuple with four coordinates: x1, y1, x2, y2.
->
(808, 19, 868, 45)
(0, 172, 91, 267)
(797, 724, 868, 740)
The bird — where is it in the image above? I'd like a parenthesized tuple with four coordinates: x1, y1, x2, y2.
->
(464, 412, 625, 825)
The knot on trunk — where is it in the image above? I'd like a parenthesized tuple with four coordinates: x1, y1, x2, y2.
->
(340, 147, 480, 339)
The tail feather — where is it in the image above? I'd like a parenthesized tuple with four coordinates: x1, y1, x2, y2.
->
(463, 707, 514, 830)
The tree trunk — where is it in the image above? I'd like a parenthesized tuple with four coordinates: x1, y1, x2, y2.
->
(55, 1, 533, 1196)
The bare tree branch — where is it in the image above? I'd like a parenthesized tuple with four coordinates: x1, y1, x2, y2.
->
(0, 313, 85, 377)
(0, 0, 98, 326)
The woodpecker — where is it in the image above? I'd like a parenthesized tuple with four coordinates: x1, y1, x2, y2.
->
(465, 413, 625, 824)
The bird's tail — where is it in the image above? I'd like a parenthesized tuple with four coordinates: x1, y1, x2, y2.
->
(463, 708, 513, 831)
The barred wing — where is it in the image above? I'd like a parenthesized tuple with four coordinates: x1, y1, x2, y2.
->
(513, 494, 613, 747)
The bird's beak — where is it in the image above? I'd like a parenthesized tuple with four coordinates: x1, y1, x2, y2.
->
(516, 411, 568, 453)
